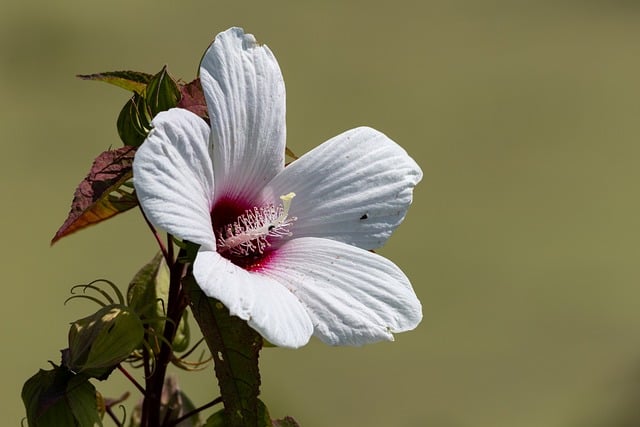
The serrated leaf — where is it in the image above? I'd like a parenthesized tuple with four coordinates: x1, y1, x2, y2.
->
(77, 70, 153, 94)
(177, 78, 208, 120)
(185, 276, 264, 427)
(145, 66, 180, 116)
(117, 92, 151, 147)
(52, 146, 137, 244)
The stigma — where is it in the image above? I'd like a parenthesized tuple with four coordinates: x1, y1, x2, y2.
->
(216, 193, 297, 256)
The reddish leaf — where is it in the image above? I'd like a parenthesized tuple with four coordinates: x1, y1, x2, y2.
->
(177, 78, 208, 120)
(52, 146, 137, 244)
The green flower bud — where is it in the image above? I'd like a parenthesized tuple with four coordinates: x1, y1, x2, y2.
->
(64, 305, 144, 380)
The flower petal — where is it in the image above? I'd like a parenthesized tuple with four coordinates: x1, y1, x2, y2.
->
(261, 237, 422, 346)
(262, 127, 422, 250)
(193, 250, 314, 348)
(133, 108, 216, 249)
(200, 27, 286, 204)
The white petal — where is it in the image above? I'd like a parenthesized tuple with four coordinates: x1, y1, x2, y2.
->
(261, 237, 422, 346)
(133, 108, 216, 249)
(200, 27, 286, 204)
(193, 250, 313, 348)
(262, 127, 422, 250)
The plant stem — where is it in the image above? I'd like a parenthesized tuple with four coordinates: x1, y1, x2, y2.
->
(139, 205, 171, 265)
(142, 252, 188, 427)
(117, 365, 145, 395)
(104, 392, 130, 427)
(166, 396, 223, 427)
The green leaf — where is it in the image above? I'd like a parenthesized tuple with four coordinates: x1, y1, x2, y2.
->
(22, 368, 74, 427)
(52, 146, 137, 244)
(185, 275, 264, 427)
(204, 400, 272, 427)
(127, 253, 190, 353)
(117, 92, 151, 147)
(77, 70, 153, 94)
(203, 409, 225, 427)
(127, 252, 166, 323)
(172, 309, 191, 353)
(66, 375, 104, 427)
(22, 366, 102, 427)
(145, 66, 180, 116)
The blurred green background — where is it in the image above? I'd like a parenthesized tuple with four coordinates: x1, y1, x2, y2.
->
(3, 1, 640, 426)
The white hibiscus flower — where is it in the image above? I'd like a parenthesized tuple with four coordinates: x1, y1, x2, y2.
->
(133, 27, 423, 348)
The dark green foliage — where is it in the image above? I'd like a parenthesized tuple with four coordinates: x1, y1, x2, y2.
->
(185, 276, 266, 427)
(22, 366, 102, 427)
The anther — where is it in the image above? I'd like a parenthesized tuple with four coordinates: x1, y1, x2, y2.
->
(216, 193, 297, 256)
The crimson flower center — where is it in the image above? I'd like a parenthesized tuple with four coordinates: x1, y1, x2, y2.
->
(212, 193, 296, 268)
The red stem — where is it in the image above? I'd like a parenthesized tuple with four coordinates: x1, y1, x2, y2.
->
(138, 205, 171, 265)
(117, 365, 145, 395)
(142, 252, 188, 427)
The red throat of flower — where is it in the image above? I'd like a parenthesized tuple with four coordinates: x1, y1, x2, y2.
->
(210, 193, 296, 271)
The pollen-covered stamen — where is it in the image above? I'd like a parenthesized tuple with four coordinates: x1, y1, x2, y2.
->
(216, 193, 297, 256)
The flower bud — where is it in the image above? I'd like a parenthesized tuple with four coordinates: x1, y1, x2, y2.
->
(64, 305, 144, 379)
